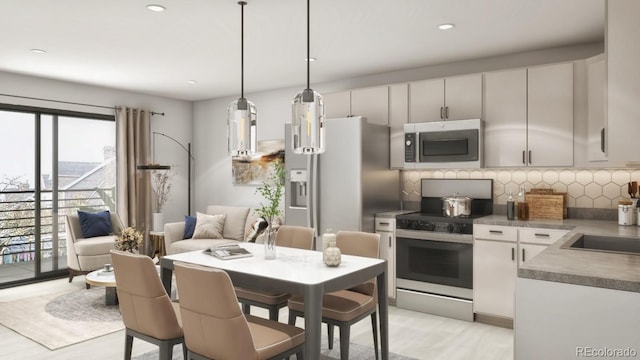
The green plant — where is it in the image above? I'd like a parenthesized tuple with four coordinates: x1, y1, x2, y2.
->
(255, 159, 285, 223)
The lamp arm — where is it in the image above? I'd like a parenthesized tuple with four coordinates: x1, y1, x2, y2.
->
(153, 131, 195, 160)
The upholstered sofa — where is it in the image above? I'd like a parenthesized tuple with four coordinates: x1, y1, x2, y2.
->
(164, 205, 263, 255)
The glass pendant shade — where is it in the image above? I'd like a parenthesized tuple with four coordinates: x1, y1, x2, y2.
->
(292, 88, 324, 154)
(227, 98, 257, 156)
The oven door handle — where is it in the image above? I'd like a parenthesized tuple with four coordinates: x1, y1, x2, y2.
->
(396, 229, 473, 244)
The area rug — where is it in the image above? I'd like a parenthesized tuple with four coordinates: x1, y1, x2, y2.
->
(0, 286, 124, 350)
(134, 338, 417, 360)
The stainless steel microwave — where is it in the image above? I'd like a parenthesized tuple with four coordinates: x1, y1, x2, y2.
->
(404, 119, 483, 169)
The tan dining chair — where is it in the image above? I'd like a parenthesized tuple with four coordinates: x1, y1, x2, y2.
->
(287, 230, 381, 360)
(174, 262, 305, 360)
(109, 250, 186, 360)
(235, 225, 315, 321)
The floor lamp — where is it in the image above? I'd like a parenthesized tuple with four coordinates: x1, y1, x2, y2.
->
(137, 131, 194, 216)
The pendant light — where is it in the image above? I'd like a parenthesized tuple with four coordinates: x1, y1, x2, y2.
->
(291, 0, 324, 154)
(228, 1, 257, 157)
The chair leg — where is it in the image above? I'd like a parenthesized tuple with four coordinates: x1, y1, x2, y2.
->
(158, 341, 172, 360)
(124, 333, 133, 360)
(339, 324, 350, 360)
(269, 305, 279, 321)
(295, 349, 304, 360)
(288, 312, 297, 326)
(327, 324, 334, 349)
(182, 342, 188, 360)
(242, 303, 251, 315)
(371, 313, 379, 360)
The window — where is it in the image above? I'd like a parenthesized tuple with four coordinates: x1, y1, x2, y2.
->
(0, 104, 115, 286)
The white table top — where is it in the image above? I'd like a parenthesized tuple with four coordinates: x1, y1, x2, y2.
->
(85, 269, 116, 287)
(163, 242, 385, 288)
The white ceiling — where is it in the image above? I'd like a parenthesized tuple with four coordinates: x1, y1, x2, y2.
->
(0, 0, 604, 102)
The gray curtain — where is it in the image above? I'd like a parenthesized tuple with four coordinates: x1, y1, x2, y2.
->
(115, 107, 152, 255)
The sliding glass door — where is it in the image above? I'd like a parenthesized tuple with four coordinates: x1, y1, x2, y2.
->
(0, 106, 115, 287)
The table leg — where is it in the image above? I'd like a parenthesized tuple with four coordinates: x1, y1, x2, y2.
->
(161, 262, 173, 298)
(377, 270, 389, 360)
(304, 284, 323, 360)
(106, 286, 118, 306)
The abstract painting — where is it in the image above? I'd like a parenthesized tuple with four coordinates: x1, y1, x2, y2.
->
(232, 139, 285, 185)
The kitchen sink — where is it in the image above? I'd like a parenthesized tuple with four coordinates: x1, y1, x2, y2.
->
(562, 234, 640, 255)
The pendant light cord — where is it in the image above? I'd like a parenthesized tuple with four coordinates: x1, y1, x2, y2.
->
(306, 0, 310, 90)
(240, 1, 245, 99)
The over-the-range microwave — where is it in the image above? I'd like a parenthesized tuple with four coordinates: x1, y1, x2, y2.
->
(404, 119, 483, 169)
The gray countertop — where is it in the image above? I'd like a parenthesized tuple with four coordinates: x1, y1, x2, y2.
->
(476, 215, 640, 292)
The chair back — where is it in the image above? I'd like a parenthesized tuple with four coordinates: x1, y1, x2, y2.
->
(110, 250, 182, 340)
(336, 231, 380, 296)
(276, 225, 315, 250)
(174, 262, 257, 360)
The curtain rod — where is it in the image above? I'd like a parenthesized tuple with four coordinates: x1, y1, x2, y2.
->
(0, 93, 165, 116)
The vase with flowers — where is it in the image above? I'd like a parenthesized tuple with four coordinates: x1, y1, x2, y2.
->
(151, 170, 172, 232)
(115, 227, 144, 253)
(255, 159, 285, 259)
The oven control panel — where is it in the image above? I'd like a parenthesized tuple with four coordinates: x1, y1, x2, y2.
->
(396, 218, 473, 235)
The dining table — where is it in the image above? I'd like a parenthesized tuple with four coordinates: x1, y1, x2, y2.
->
(160, 242, 389, 360)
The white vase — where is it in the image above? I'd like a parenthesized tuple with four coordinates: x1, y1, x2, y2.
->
(152, 212, 164, 232)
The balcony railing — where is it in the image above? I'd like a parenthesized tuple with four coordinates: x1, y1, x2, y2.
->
(0, 188, 113, 266)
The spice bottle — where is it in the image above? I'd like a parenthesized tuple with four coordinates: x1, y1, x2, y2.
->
(507, 191, 515, 220)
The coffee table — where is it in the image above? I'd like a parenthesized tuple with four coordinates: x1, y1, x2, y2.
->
(85, 269, 118, 306)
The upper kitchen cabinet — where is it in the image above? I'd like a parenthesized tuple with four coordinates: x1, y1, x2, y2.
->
(587, 55, 607, 162)
(527, 62, 574, 167)
(389, 83, 408, 169)
(484, 68, 528, 167)
(409, 74, 482, 123)
(607, 0, 640, 164)
(323, 86, 389, 126)
(484, 63, 574, 167)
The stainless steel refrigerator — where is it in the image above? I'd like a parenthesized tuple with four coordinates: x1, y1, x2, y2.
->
(284, 116, 400, 249)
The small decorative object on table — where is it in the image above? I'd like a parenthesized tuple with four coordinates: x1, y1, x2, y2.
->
(115, 227, 143, 253)
(255, 159, 285, 260)
(323, 229, 341, 267)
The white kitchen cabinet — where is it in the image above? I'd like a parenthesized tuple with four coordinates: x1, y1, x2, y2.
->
(587, 55, 607, 162)
(527, 62, 574, 166)
(484, 68, 528, 167)
(351, 86, 389, 126)
(484, 63, 574, 167)
(409, 74, 482, 123)
(323, 86, 389, 126)
(473, 225, 518, 319)
(375, 217, 396, 300)
(389, 83, 408, 169)
(473, 224, 569, 320)
(323, 91, 351, 119)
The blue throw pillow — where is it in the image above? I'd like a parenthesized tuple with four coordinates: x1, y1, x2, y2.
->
(77, 210, 113, 238)
(184, 215, 197, 239)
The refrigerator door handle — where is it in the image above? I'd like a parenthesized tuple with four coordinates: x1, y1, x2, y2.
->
(311, 154, 319, 238)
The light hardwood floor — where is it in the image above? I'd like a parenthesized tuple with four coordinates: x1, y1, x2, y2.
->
(0, 278, 513, 360)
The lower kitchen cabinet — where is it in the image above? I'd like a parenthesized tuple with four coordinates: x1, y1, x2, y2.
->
(375, 217, 396, 300)
(473, 224, 568, 321)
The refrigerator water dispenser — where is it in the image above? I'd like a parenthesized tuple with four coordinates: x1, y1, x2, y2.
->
(289, 169, 308, 208)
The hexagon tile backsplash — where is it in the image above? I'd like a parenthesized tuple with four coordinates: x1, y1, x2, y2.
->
(401, 168, 640, 209)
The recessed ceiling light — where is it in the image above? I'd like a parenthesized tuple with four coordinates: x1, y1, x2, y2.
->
(187, 80, 197, 84)
(146, 4, 166, 12)
(305, 57, 317, 62)
(438, 23, 455, 30)
(30, 49, 47, 54)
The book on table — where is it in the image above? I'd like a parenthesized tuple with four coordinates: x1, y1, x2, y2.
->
(204, 244, 253, 260)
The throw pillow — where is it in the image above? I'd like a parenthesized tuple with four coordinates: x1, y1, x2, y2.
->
(245, 217, 268, 242)
(192, 212, 226, 239)
(184, 215, 197, 239)
(77, 210, 113, 238)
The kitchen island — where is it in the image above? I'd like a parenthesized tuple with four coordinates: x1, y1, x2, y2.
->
(475, 216, 640, 359)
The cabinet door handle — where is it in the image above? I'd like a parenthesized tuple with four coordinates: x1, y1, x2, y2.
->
(440, 107, 444, 119)
(389, 236, 392, 247)
(379, 222, 390, 226)
(511, 247, 515, 261)
(489, 230, 503, 234)
(601, 128, 605, 153)
(522, 150, 526, 165)
(534, 233, 550, 237)
(528, 150, 532, 164)
(445, 106, 449, 119)
(522, 248, 526, 262)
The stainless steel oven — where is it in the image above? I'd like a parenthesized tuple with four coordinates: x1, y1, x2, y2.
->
(395, 178, 493, 322)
